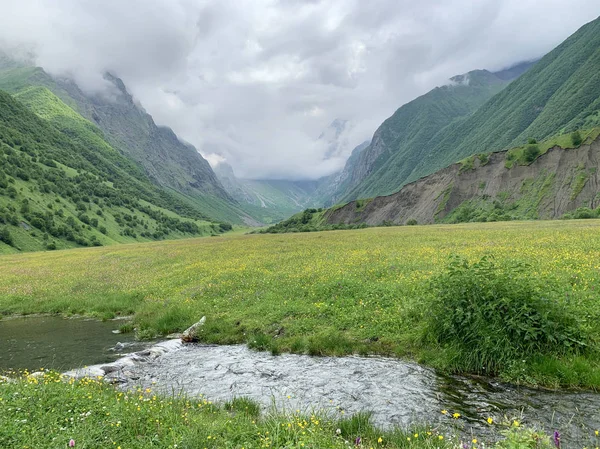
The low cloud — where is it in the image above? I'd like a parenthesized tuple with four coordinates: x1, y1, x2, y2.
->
(1, 0, 599, 179)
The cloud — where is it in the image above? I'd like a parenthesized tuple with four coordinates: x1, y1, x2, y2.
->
(0, 0, 599, 179)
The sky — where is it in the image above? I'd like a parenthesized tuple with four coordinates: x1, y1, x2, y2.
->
(1, 0, 599, 180)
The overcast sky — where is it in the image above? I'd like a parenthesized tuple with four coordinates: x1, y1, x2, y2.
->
(1, 1, 599, 180)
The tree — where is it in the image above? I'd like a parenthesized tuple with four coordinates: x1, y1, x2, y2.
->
(524, 144, 540, 163)
(0, 227, 14, 246)
(571, 130, 582, 147)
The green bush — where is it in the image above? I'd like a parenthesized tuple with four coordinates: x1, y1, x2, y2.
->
(426, 256, 586, 374)
(523, 144, 540, 162)
(406, 219, 418, 226)
(0, 227, 14, 246)
(571, 130, 583, 146)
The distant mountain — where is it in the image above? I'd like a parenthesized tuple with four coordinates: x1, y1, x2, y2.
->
(308, 140, 370, 207)
(318, 118, 350, 159)
(326, 63, 534, 204)
(0, 64, 260, 225)
(0, 89, 229, 253)
(214, 162, 321, 223)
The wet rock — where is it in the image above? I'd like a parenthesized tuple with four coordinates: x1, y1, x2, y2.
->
(100, 365, 120, 374)
(181, 316, 206, 343)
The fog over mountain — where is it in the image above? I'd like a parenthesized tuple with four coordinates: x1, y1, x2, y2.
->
(1, 0, 599, 180)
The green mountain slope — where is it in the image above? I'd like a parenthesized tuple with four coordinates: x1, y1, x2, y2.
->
(404, 16, 600, 189)
(0, 65, 260, 225)
(334, 66, 532, 203)
(0, 89, 231, 254)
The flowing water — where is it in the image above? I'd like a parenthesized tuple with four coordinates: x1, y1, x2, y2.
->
(121, 344, 600, 446)
(0, 317, 598, 446)
(0, 316, 143, 372)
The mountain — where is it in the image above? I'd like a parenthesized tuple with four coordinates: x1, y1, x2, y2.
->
(324, 130, 600, 226)
(0, 89, 229, 254)
(308, 140, 370, 207)
(0, 63, 259, 225)
(214, 162, 321, 223)
(325, 63, 534, 204)
(407, 17, 600, 185)
(263, 128, 600, 232)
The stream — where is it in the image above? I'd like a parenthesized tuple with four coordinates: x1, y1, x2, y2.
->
(0, 317, 598, 446)
(120, 344, 600, 445)
(0, 315, 144, 372)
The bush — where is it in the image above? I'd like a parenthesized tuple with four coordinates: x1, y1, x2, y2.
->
(426, 256, 586, 374)
(0, 227, 14, 246)
(571, 130, 583, 147)
(406, 219, 418, 226)
(523, 144, 540, 162)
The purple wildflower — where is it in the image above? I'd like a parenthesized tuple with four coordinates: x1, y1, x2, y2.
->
(553, 430, 561, 448)
(354, 436, 361, 445)
(68, 440, 75, 447)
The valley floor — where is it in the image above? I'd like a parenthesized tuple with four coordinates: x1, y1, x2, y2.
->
(0, 220, 599, 388)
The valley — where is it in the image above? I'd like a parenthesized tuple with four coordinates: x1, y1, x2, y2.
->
(2, 6, 600, 449)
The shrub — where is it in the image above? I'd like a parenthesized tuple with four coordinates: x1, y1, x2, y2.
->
(571, 130, 583, 147)
(406, 219, 418, 226)
(523, 144, 540, 162)
(0, 227, 14, 246)
(426, 256, 586, 374)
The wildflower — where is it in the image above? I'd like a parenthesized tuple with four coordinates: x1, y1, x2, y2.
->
(377, 437, 383, 443)
(596, 430, 599, 436)
(439, 435, 444, 440)
(472, 439, 477, 444)
(355, 436, 361, 445)
(336, 428, 341, 435)
(487, 417, 493, 424)
(513, 420, 520, 427)
(69, 440, 75, 447)
(553, 430, 561, 448)
(441, 409, 448, 415)
(453, 412, 461, 419)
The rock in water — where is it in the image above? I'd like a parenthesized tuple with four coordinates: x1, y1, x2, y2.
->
(181, 316, 206, 343)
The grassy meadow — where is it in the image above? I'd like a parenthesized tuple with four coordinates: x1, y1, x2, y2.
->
(1, 220, 600, 387)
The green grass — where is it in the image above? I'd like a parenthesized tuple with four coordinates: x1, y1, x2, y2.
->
(0, 372, 561, 449)
(1, 220, 600, 387)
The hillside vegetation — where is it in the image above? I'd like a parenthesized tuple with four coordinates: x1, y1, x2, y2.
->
(1, 220, 599, 388)
(0, 89, 231, 253)
(0, 64, 264, 226)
